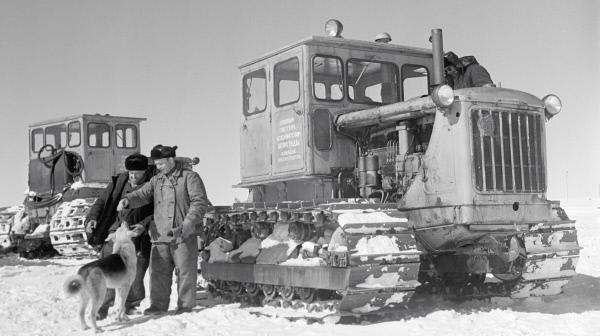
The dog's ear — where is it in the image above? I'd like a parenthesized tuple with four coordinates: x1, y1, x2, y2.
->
(105, 232, 116, 242)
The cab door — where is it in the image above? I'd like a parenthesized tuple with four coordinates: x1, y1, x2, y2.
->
(113, 122, 141, 174)
(84, 120, 114, 182)
(271, 52, 306, 175)
(240, 67, 271, 180)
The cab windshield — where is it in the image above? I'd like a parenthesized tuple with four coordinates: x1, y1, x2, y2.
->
(347, 59, 399, 104)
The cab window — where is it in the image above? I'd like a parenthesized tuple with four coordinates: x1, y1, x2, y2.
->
(313, 109, 333, 151)
(45, 124, 67, 149)
(31, 128, 44, 152)
(347, 59, 398, 104)
(88, 122, 110, 148)
(402, 64, 429, 100)
(313, 56, 343, 101)
(242, 69, 267, 115)
(274, 57, 300, 107)
(68, 121, 81, 147)
(116, 124, 137, 148)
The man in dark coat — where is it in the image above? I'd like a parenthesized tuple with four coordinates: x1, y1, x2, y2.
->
(444, 51, 494, 89)
(117, 145, 211, 316)
(85, 153, 154, 319)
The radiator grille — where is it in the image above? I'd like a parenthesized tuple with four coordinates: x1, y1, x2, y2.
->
(471, 109, 545, 193)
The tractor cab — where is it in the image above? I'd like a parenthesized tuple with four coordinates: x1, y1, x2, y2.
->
(28, 114, 146, 196)
(238, 25, 433, 201)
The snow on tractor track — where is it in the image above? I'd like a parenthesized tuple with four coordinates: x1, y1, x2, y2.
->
(1, 203, 600, 335)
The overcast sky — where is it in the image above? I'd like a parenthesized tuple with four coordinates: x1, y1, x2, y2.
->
(0, 0, 598, 206)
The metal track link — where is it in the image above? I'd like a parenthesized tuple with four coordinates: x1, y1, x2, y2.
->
(49, 198, 98, 257)
(0, 209, 16, 251)
(511, 221, 580, 298)
(262, 298, 341, 314)
(203, 201, 404, 243)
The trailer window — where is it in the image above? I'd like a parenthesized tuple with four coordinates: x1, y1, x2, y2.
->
(68, 121, 81, 147)
(243, 69, 267, 115)
(402, 64, 429, 100)
(347, 59, 398, 104)
(313, 56, 343, 101)
(45, 124, 67, 149)
(31, 128, 44, 152)
(274, 57, 300, 107)
(116, 124, 137, 148)
(88, 122, 110, 148)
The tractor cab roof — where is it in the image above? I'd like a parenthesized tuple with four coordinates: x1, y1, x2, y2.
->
(29, 114, 146, 128)
(239, 35, 432, 69)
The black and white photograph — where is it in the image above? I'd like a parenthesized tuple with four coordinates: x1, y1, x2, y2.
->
(0, 1, 599, 335)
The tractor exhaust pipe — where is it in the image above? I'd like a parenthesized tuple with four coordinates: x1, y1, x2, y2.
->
(430, 29, 444, 87)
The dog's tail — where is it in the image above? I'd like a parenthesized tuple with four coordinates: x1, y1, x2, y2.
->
(63, 275, 84, 296)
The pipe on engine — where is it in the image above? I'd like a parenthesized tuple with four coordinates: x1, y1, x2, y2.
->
(358, 154, 379, 197)
(335, 29, 449, 130)
(430, 28, 444, 87)
(335, 96, 438, 129)
(396, 122, 410, 157)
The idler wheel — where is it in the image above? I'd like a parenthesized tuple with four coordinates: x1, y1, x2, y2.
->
(244, 282, 261, 297)
(206, 280, 219, 299)
(278, 286, 295, 301)
(493, 239, 526, 282)
(295, 287, 315, 302)
(262, 284, 277, 300)
(227, 281, 244, 296)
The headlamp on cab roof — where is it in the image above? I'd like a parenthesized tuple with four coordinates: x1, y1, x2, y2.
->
(325, 19, 343, 38)
(375, 32, 392, 43)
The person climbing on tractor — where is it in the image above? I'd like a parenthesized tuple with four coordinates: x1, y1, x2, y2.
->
(444, 51, 494, 89)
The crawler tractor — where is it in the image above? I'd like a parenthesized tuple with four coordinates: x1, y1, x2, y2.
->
(3, 114, 145, 258)
(200, 21, 579, 315)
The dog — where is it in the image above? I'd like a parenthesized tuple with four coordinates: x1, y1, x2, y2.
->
(63, 222, 138, 333)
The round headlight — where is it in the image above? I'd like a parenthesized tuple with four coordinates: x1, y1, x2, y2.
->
(325, 19, 343, 38)
(431, 84, 454, 107)
(543, 94, 562, 118)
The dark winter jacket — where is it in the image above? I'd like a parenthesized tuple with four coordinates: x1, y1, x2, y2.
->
(125, 162, 210, 244)
(87, 172, 153, 256)
(454, 56, 494, 89)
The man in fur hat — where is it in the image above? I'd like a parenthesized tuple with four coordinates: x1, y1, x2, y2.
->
(85, 153, 154, 319)
(117, 145, 210, 315)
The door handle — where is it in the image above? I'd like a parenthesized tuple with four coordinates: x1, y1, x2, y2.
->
(294, 109, 303, 116)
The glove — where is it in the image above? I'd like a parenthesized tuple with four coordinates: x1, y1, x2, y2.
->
(117, 198, 129, 211)
(167, 226, 184, 244)
(130, 223, 145, 237)
(85, 219, 97, 235)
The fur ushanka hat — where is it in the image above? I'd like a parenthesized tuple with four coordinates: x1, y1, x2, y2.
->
(150, 144, 177, 159)
(125, 153, 148, 171)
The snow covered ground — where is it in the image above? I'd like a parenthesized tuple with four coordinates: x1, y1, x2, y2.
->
(1, 203, 599, 336)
